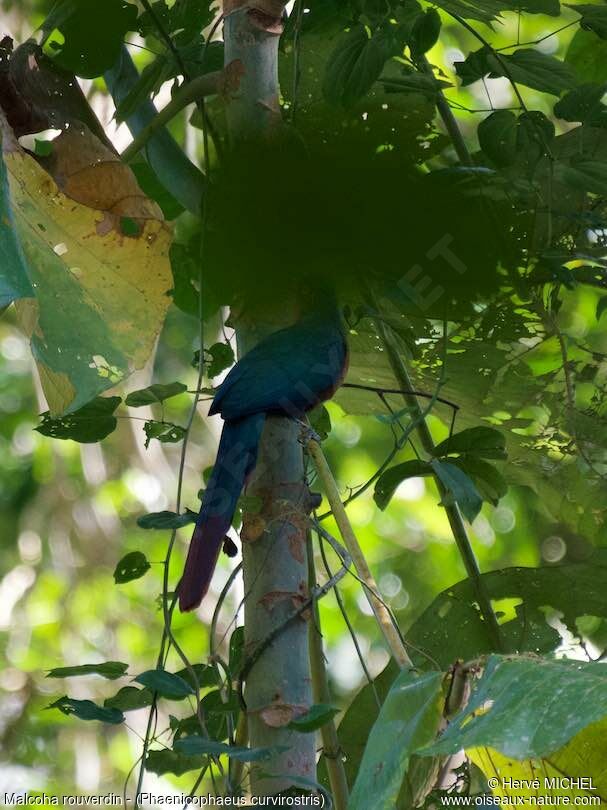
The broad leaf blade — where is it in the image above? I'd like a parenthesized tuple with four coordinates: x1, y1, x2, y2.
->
(349, 669, 444, 810)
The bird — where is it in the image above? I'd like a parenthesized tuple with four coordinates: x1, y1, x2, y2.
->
(178, 291, 348, 612)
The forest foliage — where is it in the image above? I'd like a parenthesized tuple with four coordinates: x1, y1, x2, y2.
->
(1, 0, 607, 805)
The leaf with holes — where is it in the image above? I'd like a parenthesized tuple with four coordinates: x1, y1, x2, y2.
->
(113, 551, 151, 584)
(143, 421, 187, 448)
(47, 696, 124, 724)
(1, 107, 172, 416)
(36, 396, 121, 443)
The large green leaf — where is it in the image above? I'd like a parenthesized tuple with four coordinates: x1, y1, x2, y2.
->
(423, 656, 607, 759)
(567, 3, 607, 39)
(323, 25, 395, 107)
(1, 110, 172, 416)
(456, 48, 578, 95)
(408, 552, 607, 667)
(43, 0, 138, 78)
(349, 669, 444, 810)
(565, 29, 607, 83)
(0, 139, 32, 307)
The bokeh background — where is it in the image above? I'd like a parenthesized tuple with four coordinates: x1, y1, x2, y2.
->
(1, 0, 606, 797)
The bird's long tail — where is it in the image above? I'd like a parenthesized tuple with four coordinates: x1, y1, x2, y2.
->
(178, 413, 265, 612)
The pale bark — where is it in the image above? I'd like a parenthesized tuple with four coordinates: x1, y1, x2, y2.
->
(223, 3, 316, 798)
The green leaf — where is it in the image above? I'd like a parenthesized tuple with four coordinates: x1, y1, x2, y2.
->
(432, 0, 502, 24)
(115, 56, 169, 123)
(374, 460, 433, 510)
(478, 111, 519, 167)
(113, 551, 151, 584)
(434, 426, 507, 460)
(348, 670, 444, 810)
(145, 749, 205, 777)
(496, 49, 578, 96)
(555, 159, 607, 196)
(567, 3, 607, 39)
(554, 83, 607, 123)
(174, 664, 220, 691)
(42, 0, 138, 78)
(125, 382, 187, 407)
(0, 142, 33, 308)
(308, 404, 332, 440)
(137, 510, 196, 530)
(597, 297, 607, 320)
(288, 704, 339, 733)
(3, 107, 173, 416)
(431, 459, 483, 523)
(174, 737, 287, 761)
(410, 9, 441, 57)
(451, 457, 508, 506)
(134, 669, 195, 700)
(408, 551, 607, 668)
(318, 660, 399, 791)
(565, 29, 607, 84)
(422, 656, 607, 759)
(143, 420, 187, 448)
(323, 25, 394, 107)
(36, 396, 121, 443)
(456, 48, 578, 96)
(229, 626, 245, 678)
(206, 342, 235, 378)
(104, 686, 154, 711)
(47, 662, 128, 680)
(47, 696, 124, 724)
(381, 69, 451, 98)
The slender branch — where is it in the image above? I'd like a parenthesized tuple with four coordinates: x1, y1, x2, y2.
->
(369, 307, 504, 653)
(416, 54, 472, 166)
(342, 382, 459, 412)
(306, 436, 413, 669)
(121, 70, 224, 163)
(305, 531, 350, 810)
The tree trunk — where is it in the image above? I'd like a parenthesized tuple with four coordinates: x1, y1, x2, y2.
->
(223, 3, 316, 797)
